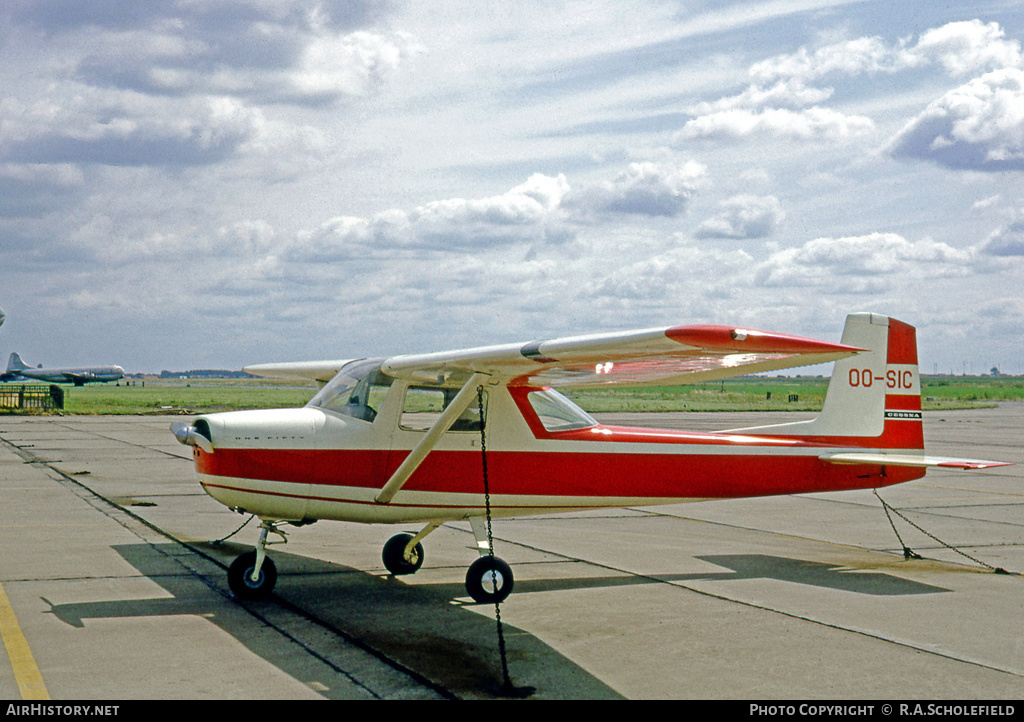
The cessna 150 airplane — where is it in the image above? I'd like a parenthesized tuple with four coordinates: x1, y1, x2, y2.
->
(172, 312, 1008, 603)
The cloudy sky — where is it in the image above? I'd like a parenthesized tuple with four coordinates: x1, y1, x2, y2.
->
(2, 0, 1023, 376)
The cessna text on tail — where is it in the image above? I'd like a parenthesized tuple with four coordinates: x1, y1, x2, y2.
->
(171, 313, 1008, 603)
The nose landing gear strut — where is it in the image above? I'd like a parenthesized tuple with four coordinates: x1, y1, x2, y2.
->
(227, 520, 287, 599)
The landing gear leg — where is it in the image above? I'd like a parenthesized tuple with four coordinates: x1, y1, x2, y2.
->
(228, 520, 286, 599)
(465, 516, 514, 604)
(382, 522, 441, 576)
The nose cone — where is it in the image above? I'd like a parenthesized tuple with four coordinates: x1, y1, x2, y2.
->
(194, 407, 327, 451)
(183, 407, 327, 522)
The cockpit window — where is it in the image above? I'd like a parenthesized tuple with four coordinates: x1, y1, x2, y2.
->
(527, 388, 597, 431)
(307, 359, 391, 421)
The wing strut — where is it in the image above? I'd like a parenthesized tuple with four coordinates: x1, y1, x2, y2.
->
(375, 372, 491, 505)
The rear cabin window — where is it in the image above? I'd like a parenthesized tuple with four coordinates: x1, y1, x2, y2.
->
(526, 388, 597, 432)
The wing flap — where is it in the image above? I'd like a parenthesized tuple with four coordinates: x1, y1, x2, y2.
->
(822, 452, 1012, 469)
(382, 324, 863, 389)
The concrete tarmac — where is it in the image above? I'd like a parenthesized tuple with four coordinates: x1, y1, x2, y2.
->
(0, 405, 1021, 700)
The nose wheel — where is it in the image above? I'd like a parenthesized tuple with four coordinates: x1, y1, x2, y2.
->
(228, 551, 277, 599)
(227, 520, 286, 600)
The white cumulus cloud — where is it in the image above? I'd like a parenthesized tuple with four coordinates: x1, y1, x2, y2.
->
(755, 233, 976, 292)
(564, 160, 706, 218)
(675, 106, 874, 142)
(911, 19, 1023, 77)
(886, 68, 1024, 171)
(695, 195, 785, 239)
(749, 35, 904, 83)
(750, 20, 1023, 83)
(979, 215, 1024, 257)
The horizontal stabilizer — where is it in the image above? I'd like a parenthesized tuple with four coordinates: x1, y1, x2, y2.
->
(821, 452, 1011, 470)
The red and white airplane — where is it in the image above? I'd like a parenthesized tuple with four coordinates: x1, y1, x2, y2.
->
(172, 312, 1007, 602)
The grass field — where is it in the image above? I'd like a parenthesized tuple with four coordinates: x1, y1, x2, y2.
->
(8, 378, 317, 416)
(3, 374, 1022, 415)
(565, 376, 1024, 413)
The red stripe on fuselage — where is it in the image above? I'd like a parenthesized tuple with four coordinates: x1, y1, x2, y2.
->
(197, 443, 924, 501)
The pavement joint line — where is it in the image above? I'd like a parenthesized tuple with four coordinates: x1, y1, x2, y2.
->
(453, 519, 1024, 681)
(45, 418, 194, 461)
(1, 426, 452, 701)
(634, 504, 1024, 571)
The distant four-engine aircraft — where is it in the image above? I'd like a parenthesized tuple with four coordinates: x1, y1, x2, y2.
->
(2, 352, 124, 386)
(0, 307, 125, 386)
(171, 312, 1009, 603)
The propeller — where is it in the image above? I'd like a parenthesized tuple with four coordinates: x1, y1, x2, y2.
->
(171, 421, 213, 453)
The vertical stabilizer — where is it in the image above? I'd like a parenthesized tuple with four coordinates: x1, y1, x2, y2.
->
(729, 313, 923, 450)
(7, 352, 29, 372)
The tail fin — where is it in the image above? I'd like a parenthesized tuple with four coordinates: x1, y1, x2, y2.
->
(7, 352, 29, 372)
(732, 313, 923, 450)
(735, 313, 1009, 470)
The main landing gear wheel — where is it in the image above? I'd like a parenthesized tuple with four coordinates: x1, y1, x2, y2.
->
(465, 555, 514, 604)
(228, 550, 278, 600)
(382, 533, 425, 576)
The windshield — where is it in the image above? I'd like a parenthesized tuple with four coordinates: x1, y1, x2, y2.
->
(307, 358, 391, 421)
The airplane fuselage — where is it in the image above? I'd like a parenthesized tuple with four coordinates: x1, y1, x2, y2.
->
(4, 352, 124, 385)
(188, 380, 925, 526)
(9, 367, 125, 385)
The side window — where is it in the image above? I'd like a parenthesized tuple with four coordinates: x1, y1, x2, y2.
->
(401, 387, 486, 432)
(361, 377, 392, 421)
(526, 388, 597, 431)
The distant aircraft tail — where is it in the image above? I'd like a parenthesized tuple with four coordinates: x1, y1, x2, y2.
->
(732, 313, 1008, 470)
(7, 352, 30, 372)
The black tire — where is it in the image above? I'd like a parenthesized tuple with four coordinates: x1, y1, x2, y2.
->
(465, 555, 514, 604)
(228, 551, 277, 599)
(382, 533, 424, 575)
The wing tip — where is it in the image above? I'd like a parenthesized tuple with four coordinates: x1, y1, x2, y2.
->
(666, 324, 864, 355)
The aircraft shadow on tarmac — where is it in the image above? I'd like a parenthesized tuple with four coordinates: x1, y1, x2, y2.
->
(501, 554, 948, 596)
(40, 542, 623, 700)
(690, 554, 950, 596)
(38, 542, 946, 699)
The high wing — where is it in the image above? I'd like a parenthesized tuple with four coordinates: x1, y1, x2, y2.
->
(381, 323, 864, 389)
(244, 359, 355, 386)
